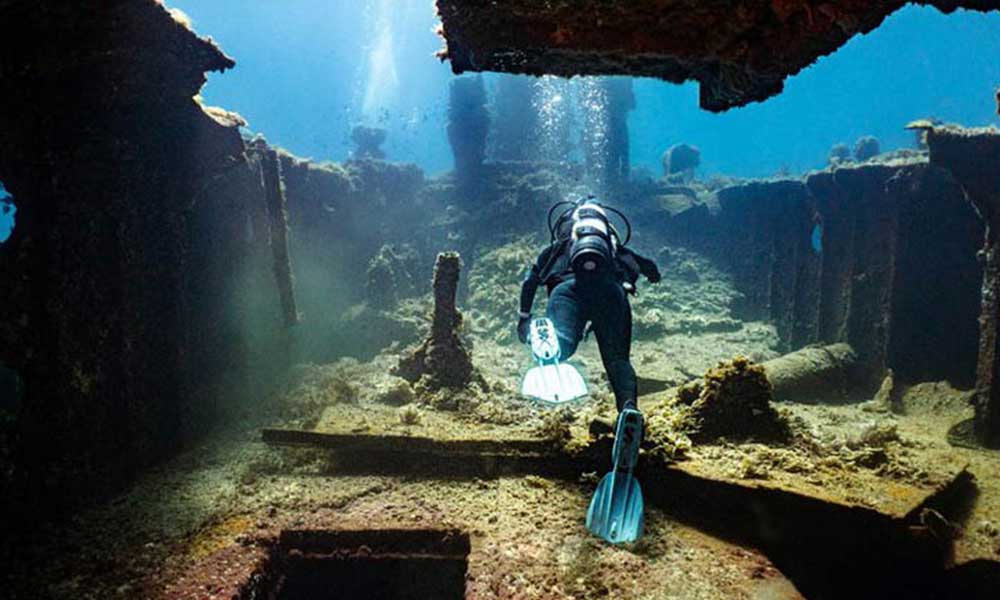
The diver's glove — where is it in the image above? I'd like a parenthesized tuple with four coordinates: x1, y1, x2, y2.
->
(646, 265, 662, 284)
(517, 313, 532, 344)
(633, 253, 661, 284)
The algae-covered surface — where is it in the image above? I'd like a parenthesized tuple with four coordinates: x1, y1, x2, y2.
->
(7, 237, 996, 599)
(4, 405, 804, 600)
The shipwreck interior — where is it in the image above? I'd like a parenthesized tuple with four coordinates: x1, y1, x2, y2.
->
(2, 1, 1000, 599)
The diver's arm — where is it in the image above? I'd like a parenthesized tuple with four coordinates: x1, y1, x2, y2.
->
(518, 275, 538, 343)
(519, 245, 553, 315)
(517, 246, 555, 342)
(520, 272, 541, 316)
(628, 248, 662, 283)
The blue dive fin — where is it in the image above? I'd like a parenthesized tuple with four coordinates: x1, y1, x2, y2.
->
(586, 408, 644, 543)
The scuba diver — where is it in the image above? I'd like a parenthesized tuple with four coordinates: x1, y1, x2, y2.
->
(517, 197, 660, 412)
(517, 197, 661, 543)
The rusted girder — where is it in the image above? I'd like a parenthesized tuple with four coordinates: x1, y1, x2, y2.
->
(921, 124, 1000, 448)
(253, 145, 301, 329)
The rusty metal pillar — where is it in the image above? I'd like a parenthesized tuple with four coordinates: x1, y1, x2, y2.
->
(976, 241, 1000, 446)
(394, 252, 475, 392)
(260, 148, 300, 328)
(921, 123, 1000, 447)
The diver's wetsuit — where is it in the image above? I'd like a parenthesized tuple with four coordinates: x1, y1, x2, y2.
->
(519, 239, 660, 412)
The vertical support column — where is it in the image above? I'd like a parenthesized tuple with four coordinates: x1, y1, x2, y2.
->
(976, 240, 1000, 446)
(923, 124, 1000, 447)
(261, 148, 300, 328)
(394, 252, 475, 393)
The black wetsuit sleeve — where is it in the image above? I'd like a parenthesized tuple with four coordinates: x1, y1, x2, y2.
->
(519, 245, 554, 315)
(626, 247, 661, 282)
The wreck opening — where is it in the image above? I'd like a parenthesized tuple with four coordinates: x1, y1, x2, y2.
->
(0, 181, 13, 244)
(246, 529, 470, 600)
(4, 1, 1000, 597)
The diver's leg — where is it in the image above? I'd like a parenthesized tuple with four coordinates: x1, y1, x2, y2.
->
(590, 281, 638, 412)
(545, 281, 586, 360)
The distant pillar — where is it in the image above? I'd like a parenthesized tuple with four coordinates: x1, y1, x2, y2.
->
(447, 75, 490, 181)
(602, 77, 635, 186)
(581, 77, 635, 192)
(492, 75, 537, 162)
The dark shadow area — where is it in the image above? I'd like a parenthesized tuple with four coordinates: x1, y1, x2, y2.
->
(947, 418, 1000, 452)
(641, 464, 980, 600)
(939, 559, 1000, 598)
(0, 362, 20, 414)
(887, 166, 982, 388)
(637, 375, 672, 397)
(0, 362, 21, 508)
(244, 529, 469, 600)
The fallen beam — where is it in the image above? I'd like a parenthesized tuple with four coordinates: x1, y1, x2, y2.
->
(639, 343, 866, 406)
(763, 343, 866, 403)
(262, 427, 965, 519)
(262, 428, 556, 456)
(261, 428, 587, 478)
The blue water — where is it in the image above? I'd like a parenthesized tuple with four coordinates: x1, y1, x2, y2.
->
(0, 182, 13, 243)
(168, 1, 1000, 178)
(811, 223, 823, 254)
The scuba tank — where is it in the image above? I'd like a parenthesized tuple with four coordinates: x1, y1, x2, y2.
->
(546, 196, 633, 280)
(569, 202, 617, 275)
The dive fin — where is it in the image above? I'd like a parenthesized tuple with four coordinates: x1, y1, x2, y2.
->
(521, 362, 588, 404)
(586, 408, 645, 543)
(521, 317, 588, 404)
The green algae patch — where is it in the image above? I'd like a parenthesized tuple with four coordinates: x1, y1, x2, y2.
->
(683, 356, 792, 444)
(466, 236, 545, 345)
(645, 356, 792, 463)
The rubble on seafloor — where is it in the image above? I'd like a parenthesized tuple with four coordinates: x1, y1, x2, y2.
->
(643, 356, 791, 461)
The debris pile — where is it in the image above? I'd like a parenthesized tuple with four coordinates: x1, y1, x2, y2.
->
(661, 143, 701, 183)
(681, 356, 792, 443)
(644, 357, 792, 463)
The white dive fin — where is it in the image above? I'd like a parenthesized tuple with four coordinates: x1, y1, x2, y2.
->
(521, 362, 588, 404)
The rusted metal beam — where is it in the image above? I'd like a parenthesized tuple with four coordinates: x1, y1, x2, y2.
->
(260, 147, 300, 328)
(922, 124, 1000, 448)
(262, 428, 557, 456)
